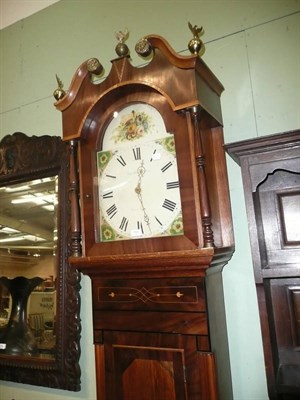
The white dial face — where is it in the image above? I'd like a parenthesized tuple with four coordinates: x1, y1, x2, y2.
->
(97, 135, 183, 242)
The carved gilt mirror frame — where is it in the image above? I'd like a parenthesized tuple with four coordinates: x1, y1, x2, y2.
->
(0, 132, 81, 390)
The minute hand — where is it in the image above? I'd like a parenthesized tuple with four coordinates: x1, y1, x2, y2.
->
(134, 161, 151, 233)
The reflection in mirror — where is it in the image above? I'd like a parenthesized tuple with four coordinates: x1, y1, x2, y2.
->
(0, 132, 81, 391)
(0, 177, 58, 358)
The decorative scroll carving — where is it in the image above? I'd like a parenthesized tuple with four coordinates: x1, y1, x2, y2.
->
(0, 132, 63, 175)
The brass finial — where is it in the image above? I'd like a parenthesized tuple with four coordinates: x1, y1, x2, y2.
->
(53, 74, 66, 101)
(188, 22, 204, 56)
(135, 37, 152, 57)
(115, 28, 130, 57)
(87, 58, 103, 75)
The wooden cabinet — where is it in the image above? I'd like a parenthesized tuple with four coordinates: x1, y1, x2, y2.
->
(55, 31, 234, 399)
(226, 130, 300, 400)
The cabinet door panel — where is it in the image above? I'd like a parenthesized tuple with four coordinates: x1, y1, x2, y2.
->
(254, 170, 300, 270)
(114, 346, 187, 400)
(266, 278, 300, 395)
(100, 331, 217, 400)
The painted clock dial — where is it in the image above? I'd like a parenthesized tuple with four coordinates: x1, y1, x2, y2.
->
(97, 103, 184, 242)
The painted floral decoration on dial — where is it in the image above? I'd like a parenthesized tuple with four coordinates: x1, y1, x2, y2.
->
(112, 109, 154, 143)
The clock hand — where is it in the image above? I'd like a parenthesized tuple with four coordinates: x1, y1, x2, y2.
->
(135, 161, 151, 233)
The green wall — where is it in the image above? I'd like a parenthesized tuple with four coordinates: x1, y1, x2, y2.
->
(1, 1, 299, 399)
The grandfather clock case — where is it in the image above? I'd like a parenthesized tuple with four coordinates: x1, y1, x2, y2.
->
(55, 33, 234, 399)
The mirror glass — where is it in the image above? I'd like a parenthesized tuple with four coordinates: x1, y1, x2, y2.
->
(0, 176, 58, 358)
(0, 132, 81, 391)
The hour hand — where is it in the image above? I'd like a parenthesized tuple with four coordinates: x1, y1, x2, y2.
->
(135, 182, 141, 195)
(137, 161, 146, 179)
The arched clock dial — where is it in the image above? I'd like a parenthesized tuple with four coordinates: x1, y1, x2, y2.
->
(97, 134, 183, 242)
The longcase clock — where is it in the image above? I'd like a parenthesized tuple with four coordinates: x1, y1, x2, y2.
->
(55, 30, 234, 400)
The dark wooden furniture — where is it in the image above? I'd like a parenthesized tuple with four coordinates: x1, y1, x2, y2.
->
(55, 33, 234, 399)
(0, 132, 81, 390)
(226, 130, 300, 400)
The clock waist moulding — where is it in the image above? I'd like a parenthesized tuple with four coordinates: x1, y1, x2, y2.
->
(55, 33, 235, 400)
